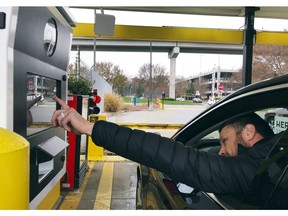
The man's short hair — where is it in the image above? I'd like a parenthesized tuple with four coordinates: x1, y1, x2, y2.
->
(219, 113, 274, 137)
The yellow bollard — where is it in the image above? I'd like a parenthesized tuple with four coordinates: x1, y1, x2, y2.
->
(0, 127, 29, 209)
(87, 114, 106, 161)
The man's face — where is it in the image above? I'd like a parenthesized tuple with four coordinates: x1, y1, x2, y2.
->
(218, 125, 239, 156)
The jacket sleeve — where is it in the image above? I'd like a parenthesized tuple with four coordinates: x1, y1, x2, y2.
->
(91, 120, 258, 196)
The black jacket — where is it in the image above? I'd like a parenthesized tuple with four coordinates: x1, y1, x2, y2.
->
(91, 120, 275, 197)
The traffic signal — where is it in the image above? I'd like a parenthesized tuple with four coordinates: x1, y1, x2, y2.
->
(88, 89, 101, 115)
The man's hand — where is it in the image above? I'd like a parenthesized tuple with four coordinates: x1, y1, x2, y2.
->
(51, 96, 94, 136)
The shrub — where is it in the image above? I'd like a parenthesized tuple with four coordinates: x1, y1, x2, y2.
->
(164, 97, 175, 101)
(104, 92, 124, 112)
(68, 76, 92, 95)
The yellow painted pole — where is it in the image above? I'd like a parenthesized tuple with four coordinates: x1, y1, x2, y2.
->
(87, 114, 105, 161)
(0, 128, 29, 209)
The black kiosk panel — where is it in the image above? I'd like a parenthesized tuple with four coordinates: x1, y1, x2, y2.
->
(12, 7, 73, 209)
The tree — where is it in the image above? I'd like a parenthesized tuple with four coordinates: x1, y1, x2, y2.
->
(68, 76, 92, 95)
(228, 70, 243, 90)
(68, 63, 90, 80)
(133, 63, 169, 98)
(95, 62, 128, 95)
(112, 69, 128, 96)
(224, 44, 288, 92)
(67, 63, 92, 95)
(95, 62, 114, 83)
(130, 77, 145, 97)
(175, 76, 189, 98)
(252, 45, 288, 82)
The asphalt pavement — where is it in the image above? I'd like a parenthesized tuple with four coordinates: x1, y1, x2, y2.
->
(106, 103, 208, 138)
(107, 103, 207, 124)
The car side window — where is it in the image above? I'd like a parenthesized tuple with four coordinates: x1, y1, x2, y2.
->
(196, 130, 220, 153)
(196, 108, 288, 157)
(264, 107, 288, 133)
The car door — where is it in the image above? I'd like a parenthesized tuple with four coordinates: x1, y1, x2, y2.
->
(236, 128, 288, 209)
(137, 74, 288, 209)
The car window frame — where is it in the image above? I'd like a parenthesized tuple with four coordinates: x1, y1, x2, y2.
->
(173, 85, 288, 146)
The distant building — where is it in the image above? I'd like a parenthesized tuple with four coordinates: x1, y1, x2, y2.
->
(192, 66, 241, 99)
(177, 66, 242, 100)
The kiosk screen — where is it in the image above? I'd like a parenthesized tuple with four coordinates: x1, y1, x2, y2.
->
(27, 73, 57, 136)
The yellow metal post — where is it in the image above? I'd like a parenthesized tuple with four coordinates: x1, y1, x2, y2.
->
(87, 114, 107, 161)
(37, 182, 60, 210)
(0, 127, 29, 209)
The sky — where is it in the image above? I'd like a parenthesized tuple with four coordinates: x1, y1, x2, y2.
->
(69, 7, 288, 78)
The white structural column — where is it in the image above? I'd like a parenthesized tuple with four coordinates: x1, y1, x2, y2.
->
(211, 73, 215, 97)
(216, 67, 221, 95)
(168, 47, 180, 99)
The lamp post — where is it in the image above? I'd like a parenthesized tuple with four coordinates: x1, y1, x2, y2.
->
(149, 41, 153, 110)
(188, 79, 193, 100)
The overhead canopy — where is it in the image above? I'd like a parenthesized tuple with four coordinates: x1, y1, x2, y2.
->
(73, 6, 288, 19)
(71, 6, 288, 51)
(70, 6, 288, 86)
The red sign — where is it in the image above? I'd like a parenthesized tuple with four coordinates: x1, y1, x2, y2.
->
(218, 84, 224, 91)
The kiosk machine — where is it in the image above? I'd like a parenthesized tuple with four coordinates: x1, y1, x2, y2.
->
(0, 7, 76, 209)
